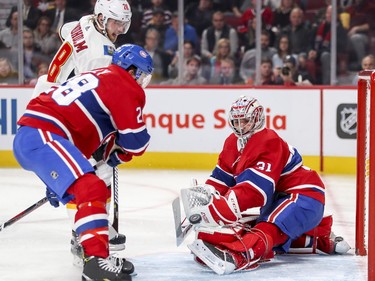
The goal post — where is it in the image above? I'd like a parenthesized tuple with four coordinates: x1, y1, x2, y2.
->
(356, 70, 375, 279)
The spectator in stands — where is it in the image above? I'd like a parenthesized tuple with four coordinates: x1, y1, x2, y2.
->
(258, 57, 276, 85)
(238, 16, 256, 52)
(205, 38, 235, 81)
(272, 34, 296, 71)
(44, 0, 81, 33)
(229, 0, 253, 18)
(281, 54, 313, 85)
(22, 28, 50, 83)
(29, 61, 48, 85)
(352, 54, 375, 85)
(143, 28, 169, 84)
(185, 0, 214, 37)
(297, 52, 316, 84)
(280, 7, 313, 56)
(167, 40, 196, 79)
(140, 8, 169, 48)
(0, 57, 18, 85)
(161, 55, 207, 85)
(237, 1, 275, 51)
(0, 10, 19, 50)
(141, 0, 172, 28)
(241, 57, 275, 85)
(200, 11, 239, 61)
(308, 4, 348, 84)
(33, 16, 60, 58)
(6, 0, 42, 30)
(209, 57, 242, 85)
(163, 11, 198, 58)
(345, 0, 375, 70)
(238, 0, 274, 33)
(239, 29, 277, 83)
(272, 0, 298, 32)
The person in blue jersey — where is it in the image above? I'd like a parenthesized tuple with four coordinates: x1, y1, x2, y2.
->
(182, 96, 351, 275)
(13, 44, 153, 281)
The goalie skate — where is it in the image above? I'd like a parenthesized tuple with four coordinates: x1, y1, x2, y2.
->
(331, 232, 351, 254)
(82, 255, 132, 281)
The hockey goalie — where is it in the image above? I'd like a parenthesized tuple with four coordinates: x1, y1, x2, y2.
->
(180, 96, 350, 275)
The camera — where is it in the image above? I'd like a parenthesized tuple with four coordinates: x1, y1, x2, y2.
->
(281, 66, 290, 76)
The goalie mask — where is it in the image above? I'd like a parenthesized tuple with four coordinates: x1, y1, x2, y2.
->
(112, 44, 154, 88)
(228, 96, 265, 144)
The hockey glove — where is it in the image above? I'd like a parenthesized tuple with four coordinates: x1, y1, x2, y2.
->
(106, 150, 133, 167)
(46, 188, 59, 208)
(101, 134, 133, 167)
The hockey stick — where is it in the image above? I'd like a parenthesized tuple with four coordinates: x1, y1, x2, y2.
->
(92, 138, 119, 231)
(112, 166, 119, 232)
(0, 196, 48, 232)
(172, 197, 194, 246)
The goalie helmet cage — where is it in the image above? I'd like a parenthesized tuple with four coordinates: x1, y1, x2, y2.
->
(356, 69, 375, 280)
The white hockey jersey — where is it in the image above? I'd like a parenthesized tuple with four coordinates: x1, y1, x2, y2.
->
(32, 15, 116, 97)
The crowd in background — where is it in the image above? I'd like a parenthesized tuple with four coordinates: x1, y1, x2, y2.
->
(0, 0, 374, 86)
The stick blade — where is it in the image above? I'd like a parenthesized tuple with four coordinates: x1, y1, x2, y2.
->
(172, 197, 182, 244)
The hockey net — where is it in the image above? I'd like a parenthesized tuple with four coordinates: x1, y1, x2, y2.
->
(356, 70, 375, 278)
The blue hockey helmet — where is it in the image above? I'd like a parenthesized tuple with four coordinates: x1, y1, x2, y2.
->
(112, 44, 154, 88)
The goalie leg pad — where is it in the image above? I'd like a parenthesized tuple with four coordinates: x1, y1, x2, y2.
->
(188, 239, 261, 275)
(220, 222, 283, 260)
(196, 225, 245, 246)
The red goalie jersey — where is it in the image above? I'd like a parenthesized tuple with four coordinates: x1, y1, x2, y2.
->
(206, 128, 325, 212)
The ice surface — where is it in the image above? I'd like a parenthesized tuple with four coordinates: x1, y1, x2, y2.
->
(0, 169, 367, 280)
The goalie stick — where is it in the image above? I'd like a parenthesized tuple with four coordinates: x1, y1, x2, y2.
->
(172, 197, 194, 246)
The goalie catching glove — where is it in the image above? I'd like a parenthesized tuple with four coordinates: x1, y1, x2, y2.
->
(181, 184, 242, 227)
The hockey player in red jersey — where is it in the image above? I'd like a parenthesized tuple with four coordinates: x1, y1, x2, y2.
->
(182, 96, 350, 275)
(13, 44, 154, 281)
(31, 0, 133, 264)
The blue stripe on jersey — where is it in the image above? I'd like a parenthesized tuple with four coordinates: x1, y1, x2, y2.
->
(282, 147, 303, 175)
(210, 166, 236, 187)
(78, 91, 115, 137)
(117, 128, 150, 152)
(236, 168, 275, 203)
(75, 219, 108, 236)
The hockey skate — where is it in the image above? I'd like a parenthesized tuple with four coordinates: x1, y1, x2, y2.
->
(188, 239, 261, 275)
(71, 231, 134, 275)
(82, 255, 132, 281)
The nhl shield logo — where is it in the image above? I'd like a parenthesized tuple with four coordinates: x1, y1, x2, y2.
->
(337, 104, 357, 139)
